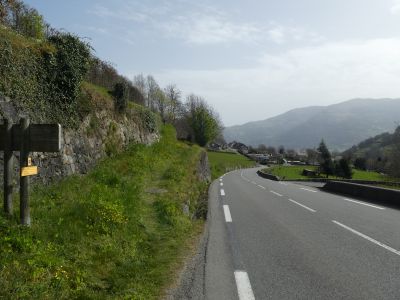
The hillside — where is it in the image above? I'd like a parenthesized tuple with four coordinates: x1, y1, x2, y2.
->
(224, 98, 400, 151)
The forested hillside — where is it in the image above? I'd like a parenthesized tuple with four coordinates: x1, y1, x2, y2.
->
(224, 98, 400, 151)
(342, 126, 400, 177)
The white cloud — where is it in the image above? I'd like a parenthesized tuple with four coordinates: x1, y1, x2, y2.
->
(153, 38, 400, 126)
(391, 0, 400, 14)
(89, 2, 322, 46)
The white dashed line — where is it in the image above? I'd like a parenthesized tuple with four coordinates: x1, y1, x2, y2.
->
(251, 181, 257, 185)
(220, 189, 225, 196)
(257, 185, 266, 189)
(289, 199, 316, 213)
(223, 205, 232, 222)
(343, 198, 385, 210)
(220, 182, 223, 186)
(270, 190, 282, 197)
(279, 182, 288, 185)
(234, 271, 255, 300)
(332, 220, 400, 256)
(300, 187, 318, 193)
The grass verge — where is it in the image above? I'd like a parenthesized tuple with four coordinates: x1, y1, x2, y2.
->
(207, 151, 256, 179)
(264, 165, 394, 181)
(0, 125, 207, 299)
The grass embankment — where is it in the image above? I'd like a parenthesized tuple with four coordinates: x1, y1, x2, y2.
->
(264, 165, 392, 181)
(207, 151, 256, 179)
(0, 125, 207, 299)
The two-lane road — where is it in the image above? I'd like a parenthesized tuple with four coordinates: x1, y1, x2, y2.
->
(202, 168, 400, 299)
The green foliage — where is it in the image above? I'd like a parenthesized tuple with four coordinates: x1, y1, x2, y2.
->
(130, 102, 160, 133)
(266, 165, 389, 181)
(0, 125, 206, 299)
(112, 82, 128, 113)
(318, 139, 334, 177)
(190, 106, 220, 146)
(334, 158, 353, 179)
(0, 26, 91, 127)
(207, 151, 256, 179)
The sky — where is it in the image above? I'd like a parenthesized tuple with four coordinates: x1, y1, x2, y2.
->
(25, 0, 400, 126)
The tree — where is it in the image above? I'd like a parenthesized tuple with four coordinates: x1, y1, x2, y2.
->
(164, 84, 182, 123)
(386, 127, 400, 178)
(113, 82, 128, 113)
(354, 157, 367, 170)
(266, 146, 277, 156)
(306, 148, 319, 165)
(335, 158, 352, 179)
(185, 94, 222, 147)
(318, 139, 334, 177)
(257, 144, 267, 153)
(278, 146, 285, 156)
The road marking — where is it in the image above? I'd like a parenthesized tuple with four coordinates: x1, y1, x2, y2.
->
(300, 187, 318, 193)
(289, 199, 316, 212)
(270, 190, 282, 197)
(257, 184, 266, 189)
(220, 182, 223, 186)
(332, 220, 400, 256)
(240, 172, 250, 182)
(343, 198, 385, 210)
(234, 271, 255, 300)
(251, 181, 257, 185)
(221, 189, 225, 196)
(279, 182, 288, 185)
(219, 178, 222, 182)
(223, 205, 232, 222)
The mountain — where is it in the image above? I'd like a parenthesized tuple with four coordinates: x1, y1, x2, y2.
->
(224, 98, 400, 151)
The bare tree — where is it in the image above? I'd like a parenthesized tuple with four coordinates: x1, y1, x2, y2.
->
(164, 84, 181, 123)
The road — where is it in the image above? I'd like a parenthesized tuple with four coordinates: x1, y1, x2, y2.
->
(199, 167, 400, 300)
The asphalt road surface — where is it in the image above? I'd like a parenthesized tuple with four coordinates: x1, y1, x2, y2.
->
(200, 167, 400, 300)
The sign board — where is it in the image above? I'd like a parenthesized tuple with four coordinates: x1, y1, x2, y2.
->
(0, 124, 61, 152)
(21, 166, 38, 177)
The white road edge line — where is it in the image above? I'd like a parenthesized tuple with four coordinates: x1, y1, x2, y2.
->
(220, 189, 225, 196)
(257, 185, 266, 189)
(220, 182, 224, 186)
(343, 198, 385, 210)
(223, 205, 232, 222)
(332, 220, 400, 256)
(234, 271, 255, 300)
(289, 199, 316, 213)
(300, 187, 318, 193)
(270, 190, 282, 197)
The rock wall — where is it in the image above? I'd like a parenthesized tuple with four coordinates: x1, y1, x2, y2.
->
(0, 95, 159, 186)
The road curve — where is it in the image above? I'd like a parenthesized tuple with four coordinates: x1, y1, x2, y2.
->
(199, 167, 400, 299)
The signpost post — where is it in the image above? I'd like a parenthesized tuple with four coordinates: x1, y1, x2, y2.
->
(1, 117, 61, 225)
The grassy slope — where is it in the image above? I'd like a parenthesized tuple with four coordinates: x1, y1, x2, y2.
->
(0, 125, 207, 299)
(265, 165, 392, 181)
(207, 151, 256, 179)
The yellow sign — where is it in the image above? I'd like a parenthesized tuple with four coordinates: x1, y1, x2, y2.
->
(21, 166, 38, 177)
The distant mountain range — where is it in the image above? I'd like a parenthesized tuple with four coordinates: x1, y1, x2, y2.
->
(223, 98, 400, 151)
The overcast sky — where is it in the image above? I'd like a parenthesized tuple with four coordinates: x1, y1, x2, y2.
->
(25, 0, 400, 126)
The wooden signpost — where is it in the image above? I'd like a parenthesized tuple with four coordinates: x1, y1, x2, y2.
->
(1, 117, 61, 225)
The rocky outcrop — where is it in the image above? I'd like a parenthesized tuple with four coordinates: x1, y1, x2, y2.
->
(0, 94, 159, 185)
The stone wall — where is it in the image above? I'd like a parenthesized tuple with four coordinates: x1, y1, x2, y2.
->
(0, 95, 159, 186)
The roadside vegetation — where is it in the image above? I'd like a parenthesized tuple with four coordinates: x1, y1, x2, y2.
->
(0, 126, 207, 299)
(264, 165, 392, 181)
(208, 151, 256, 179)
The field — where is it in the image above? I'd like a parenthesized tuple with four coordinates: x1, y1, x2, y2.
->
(207, 151, 256, 179)
(264, 165, 391, 181)
(0, 126, 207, 299)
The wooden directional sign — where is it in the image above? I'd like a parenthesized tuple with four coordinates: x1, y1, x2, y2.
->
(0, 123, 61, 152)
(21, 166, 38, 177)
(1, 118, 62, 225)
